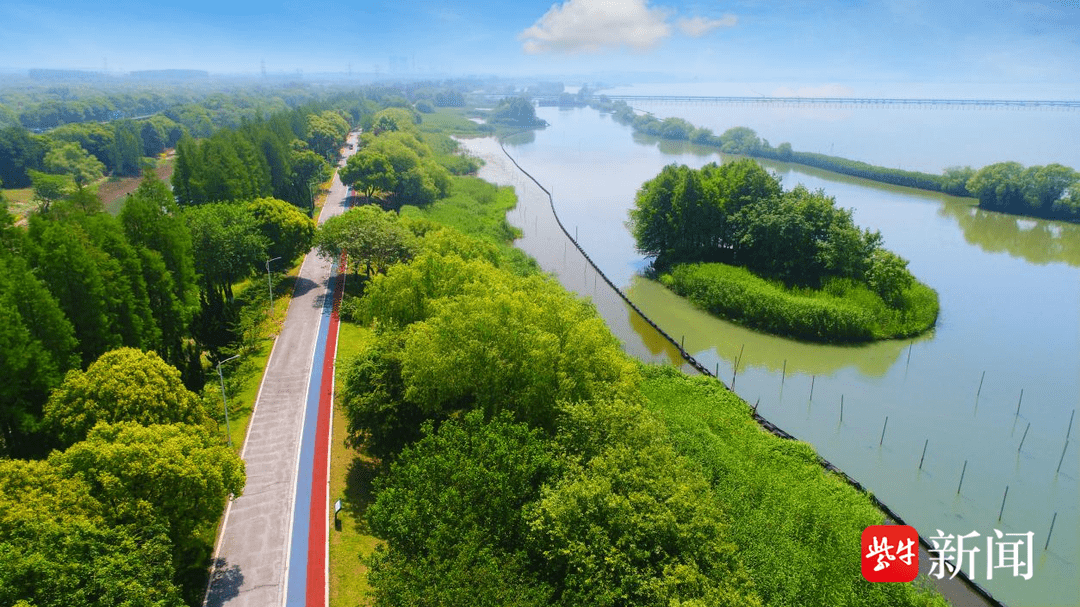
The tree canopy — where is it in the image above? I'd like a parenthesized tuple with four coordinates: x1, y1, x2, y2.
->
(315, 204, 416, 277)
(488, 97, 547, 128)
(43, 347, 211, 446)
(49, 421, 245, 554)
(967, 161, 1079, 219)
(340, 123, 450, 209)
(630, 160, 893, 290)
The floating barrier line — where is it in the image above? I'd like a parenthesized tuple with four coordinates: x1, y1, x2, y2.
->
(497, 134, 1004, 607)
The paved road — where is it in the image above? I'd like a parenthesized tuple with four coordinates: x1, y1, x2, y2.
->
(204, 135, 357, 607)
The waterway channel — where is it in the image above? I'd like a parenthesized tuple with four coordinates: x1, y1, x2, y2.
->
(459, 104, 1079, 607)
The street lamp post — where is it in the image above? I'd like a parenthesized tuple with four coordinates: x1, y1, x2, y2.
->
(217, 354, 241, 447)
(266, 256, 281, 314)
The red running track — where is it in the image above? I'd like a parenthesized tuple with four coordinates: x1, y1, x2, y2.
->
(305, 255, 345, 607)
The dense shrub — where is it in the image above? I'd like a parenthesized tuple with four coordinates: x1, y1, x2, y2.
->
(662, 262, 938, 342)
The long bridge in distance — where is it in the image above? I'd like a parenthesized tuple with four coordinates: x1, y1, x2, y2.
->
(529, 94, 1080, 110)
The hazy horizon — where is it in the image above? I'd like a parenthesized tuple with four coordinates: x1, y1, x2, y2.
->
(2, 0, 1079, 97)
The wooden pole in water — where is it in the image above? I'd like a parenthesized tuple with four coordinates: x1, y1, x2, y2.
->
(840, 395, 844, 424)
(957, 460, 968, 494)
(1045, 512, 1057, 550)
(919, 438, 929, 469)
(879, 416, 888, 445)
(809, 375, 815, 403)
(681, 335, 685, 351)
(905, 342, 913, 370)
(1015, 389, 1024, 417)
(781, 359, 787, 386)
(731, 344, 744, 389)
(715, 362, 719, 378)
(1018, 422, 1031, 453)
(754, 397, 760, 413)
(1066, 409, 1075, 442)
(1057, 440, 1069, 474)
(998, 485, 1009, 521)
(974, 370, 985, 411)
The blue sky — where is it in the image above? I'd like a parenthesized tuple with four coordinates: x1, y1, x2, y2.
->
(2, 0, 1078, 92)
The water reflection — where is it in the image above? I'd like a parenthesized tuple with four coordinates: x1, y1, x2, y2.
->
(938, 200, 1080, 267)
(501, 130, 536, 146)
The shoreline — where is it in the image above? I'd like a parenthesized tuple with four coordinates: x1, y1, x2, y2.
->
(462, 133, 1000, 607)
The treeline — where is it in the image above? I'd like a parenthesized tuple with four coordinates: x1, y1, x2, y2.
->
(318, 196, 947, 606)
(172, 107, 346, 208)
(339, 107, 466, 209)
(0, 346, 245, 607)
(0, 173, 316, 459)
(0, 83, 321, 131)
(1, 117, 176, 189)
(629, 160, 938, 341)
(595, 98, 1080, 222)
(0, 86, 372, 606)
(487, 96, 547, 128)
(0, 84, 373, 203)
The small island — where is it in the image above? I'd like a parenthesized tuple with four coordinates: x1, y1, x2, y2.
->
(630, 159, 939, 343)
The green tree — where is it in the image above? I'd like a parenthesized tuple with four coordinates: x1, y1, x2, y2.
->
(1022, 163, 1078, 210)
(0, 254, 78, 457)
(27, 216, 143, 365)
(315, 204, 416, 276)
(110, 120, 145, 176)
(341, 151, 396, 201)
(0, 125, 46, 188)
(940, 166, 975, 196)
(0, 460, 183, 607)
(365, 410, 558, 606)
(306, 110, 350, 160)
(289, 142, 330, 212)
(247, 196, 315, 264)
(395, 274, 639, 432)
(488, 97, 546, 127)
(719, 127, 763, 155)
(864, 249, 915, 307)
(43, 347, 210, 446)
(529, 399, 761, 607)
(184, 202, 268, 302)
(49, 421, 245, 555)
(44, 141, 105, 187)
(966, 161, 1026, 211)
(49, 122, 117, 172)
(28, 169, 72, 212)
(359, 251, 503, 328)
(121, 173, 200, 366)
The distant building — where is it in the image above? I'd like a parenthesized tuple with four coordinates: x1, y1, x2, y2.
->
(128, 69, 209, 81)
(28, 69, 107, 82)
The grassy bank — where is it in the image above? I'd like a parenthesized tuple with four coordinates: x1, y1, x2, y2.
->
(327, 122, 946, 606)
(661, 262, 938, 342)
(329, 321, 380, 607)
(401, 174, 537, 275)
(641, 366, 947, 607)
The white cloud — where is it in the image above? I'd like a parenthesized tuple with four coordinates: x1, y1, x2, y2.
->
(676, 14, 737, 37)
(519, 0, 672, 54)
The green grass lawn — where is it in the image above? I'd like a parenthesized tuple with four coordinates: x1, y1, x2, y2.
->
(418, 107, 487, 137)
(401, 175, 537, 276)
(329, 320, 380, 607)
(2, 187, 35, 221)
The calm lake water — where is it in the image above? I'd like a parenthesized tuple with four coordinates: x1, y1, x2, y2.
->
(461, 102, 1079, 607)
